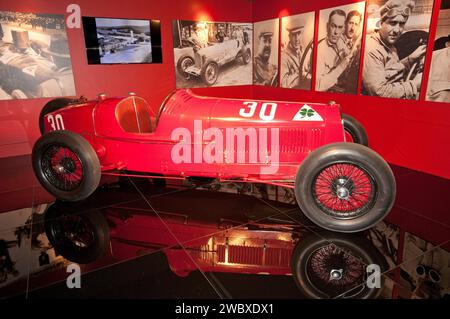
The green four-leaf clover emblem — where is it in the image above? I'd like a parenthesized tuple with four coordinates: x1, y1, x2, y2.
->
(300, 108, 315, 118)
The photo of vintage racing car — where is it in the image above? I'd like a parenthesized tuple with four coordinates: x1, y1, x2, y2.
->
(33, 89, 396, 233)
(176, 38, 252, 86)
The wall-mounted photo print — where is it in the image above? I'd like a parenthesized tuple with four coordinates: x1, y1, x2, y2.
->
(426, 1, 450, 103)
(316, 2, 366, 94)
(362, 0, 435, 100)
(253, 18, 279, 87)
(0, 11, 76, 100)
(172, 20, 253, 88)
(280, 12, 315, 90)
(82, 17, 162, 64)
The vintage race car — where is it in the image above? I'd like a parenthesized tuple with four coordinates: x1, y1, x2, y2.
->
(33, 89, 396, 233)
(177, 39, 252, 86)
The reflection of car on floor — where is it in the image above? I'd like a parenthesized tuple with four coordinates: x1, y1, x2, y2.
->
(33, 89, 395, 233)
(176, 39, 252, 86)
(43, 187, 388, 299)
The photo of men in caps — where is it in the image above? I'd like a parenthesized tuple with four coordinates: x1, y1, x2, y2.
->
(280, 12, 314, 89)
(426, 1, 450, 103)
(315, 2, 365, 93)
(362, 0, 430, 100)
(253, 19, 278, 87)
(335, 10, 364, 94)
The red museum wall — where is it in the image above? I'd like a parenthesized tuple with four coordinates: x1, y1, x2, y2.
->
(0, 0, 254, 159)
(253, 0, 450, 180)
(0, 0, 449, 180)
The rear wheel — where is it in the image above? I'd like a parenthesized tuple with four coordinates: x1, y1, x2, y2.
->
(39, 98, 80, 135)
(291, 231, 387, 299)
(32, 131, 101, 201)
(342, 114, 368, 146)
(294, 143, 396, 233)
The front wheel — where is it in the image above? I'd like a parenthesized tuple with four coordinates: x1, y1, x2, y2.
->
(291, 231, 387, 299)
(32, 130, 101, 201)
(294, 143, 396, 233)
(201, 62, 219, 86)
(44, 203, 110, 264)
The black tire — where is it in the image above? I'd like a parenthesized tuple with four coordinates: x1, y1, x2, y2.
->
(176, 55, 195, 79)
(291, 231, 387, 299)
(294, 143, 396, 233)
(32, 130, 101, 201)
(241, 48, 251, 64)
(201, 61, 219, 86)
(39, 98, 79, 135)
(343, 114, 369, 146)
(44, 203, 110, 264)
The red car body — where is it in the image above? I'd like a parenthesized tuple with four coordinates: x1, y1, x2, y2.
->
(35, 89, 396, 233)
(41, 89, 344, 182)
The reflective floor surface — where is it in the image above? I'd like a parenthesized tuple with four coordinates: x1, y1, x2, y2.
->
(0, 155, 449, 299)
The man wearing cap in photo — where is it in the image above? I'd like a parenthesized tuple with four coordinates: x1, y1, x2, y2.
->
(37, 34, 76, 97)
(254, 26, 278, 86)
(426, 35, 450, 102)
(281, 17, 307, 89)
(362, 0, 426, 99)
(333, 10, 364, 94)
(316, 9, 353, 92)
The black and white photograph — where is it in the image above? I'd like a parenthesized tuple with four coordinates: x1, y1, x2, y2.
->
(361, 0, 435, 100)
(82, 17, 162, 65)
(253, 18, 279, 87)
(173, 20, 253, 88)
(426, 1, 450, 103)
(280, 12, 315, 90)
(0, 11, 75, 100)
(316, 2, 366, 94)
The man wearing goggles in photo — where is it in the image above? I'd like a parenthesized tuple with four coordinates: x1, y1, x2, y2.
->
(362, 0, 427, 99)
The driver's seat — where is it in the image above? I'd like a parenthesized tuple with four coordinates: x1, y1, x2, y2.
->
(116, 96, 156, 133)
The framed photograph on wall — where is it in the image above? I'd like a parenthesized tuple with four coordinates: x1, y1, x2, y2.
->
(82, 17, 162, 65)
(316, 2, 366, 94)
(0, 11, 76, 100)
(253, 18, 279, 87)
(280, 12, 315, 90)
(172, 20, 253, 88)
(426, 0, 450, 103)
(361, 0, 435, 100)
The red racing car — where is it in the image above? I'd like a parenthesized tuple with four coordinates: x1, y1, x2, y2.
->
(33, 89, 396, 233)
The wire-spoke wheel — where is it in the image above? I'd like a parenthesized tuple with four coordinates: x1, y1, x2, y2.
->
(44, 203, 110, 264)
(295, 143, 395, 233)
(33, 131, 100, 201)
(291, 232, 387, 299)
(313, 163, 376, 219)
(201, 62, 219, 86)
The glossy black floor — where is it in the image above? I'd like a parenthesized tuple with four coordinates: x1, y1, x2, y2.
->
(0, 155, 449, 299)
